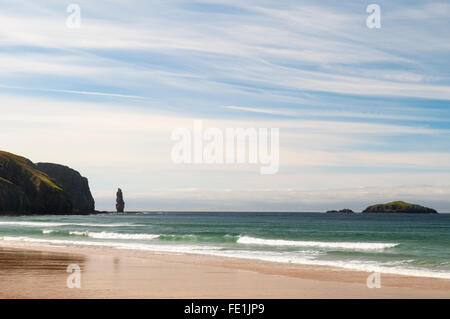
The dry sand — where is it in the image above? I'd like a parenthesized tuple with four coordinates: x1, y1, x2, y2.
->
(0, 241, 449, 298)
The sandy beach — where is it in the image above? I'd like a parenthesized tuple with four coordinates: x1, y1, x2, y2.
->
(0, 241, 448, 299)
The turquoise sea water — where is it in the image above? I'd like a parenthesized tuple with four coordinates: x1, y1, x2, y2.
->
(0, 212, 449, 279)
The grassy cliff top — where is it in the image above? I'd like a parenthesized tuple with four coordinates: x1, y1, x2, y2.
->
(0, 150, 62, 190)
(0, 176, 13, 184)
(383, 201, 414, 207)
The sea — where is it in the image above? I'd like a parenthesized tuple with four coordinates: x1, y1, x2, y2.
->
(0, 212, 449, 279)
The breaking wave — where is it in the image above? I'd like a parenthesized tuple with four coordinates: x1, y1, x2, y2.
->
(237, 236, 399, 250)
(69, 231, 160, 240)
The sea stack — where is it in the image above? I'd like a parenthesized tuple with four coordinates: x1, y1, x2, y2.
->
(116, 188, 125, 213)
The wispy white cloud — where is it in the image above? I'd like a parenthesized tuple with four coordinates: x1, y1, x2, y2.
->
(224, 105, 450, 122)
(2, 94, 449, 172)
(0, 1, 449, 100)
(0, 85, 144, 99)
(281, 150, 450, 169)
(223, 105, 295, 116)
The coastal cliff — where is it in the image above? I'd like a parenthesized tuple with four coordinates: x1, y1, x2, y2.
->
(0, 150, 94, 214)
(362, 201, 438, 214)
(37, 163, 95, 213)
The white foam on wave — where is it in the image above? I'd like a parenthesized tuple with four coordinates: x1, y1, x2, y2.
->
(0, 236, 219, 253)
(207, 250, 450, 279)
(69, 231, 87, 236)
(237, 236, 399, 250)
(42, 230, 54, 234)
(75, 223, 138, 227)
(69, 231, 160, 240)
(1, 235, 448, 279)
(0, 221, 138, 227)
(0, 221, 67, 227)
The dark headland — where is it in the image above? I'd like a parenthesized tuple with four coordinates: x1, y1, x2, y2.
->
(0, 150, 95, 215)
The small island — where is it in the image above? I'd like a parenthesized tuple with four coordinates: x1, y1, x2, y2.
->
(325, 201, 438, 214)
(362, 201, 438, 214)
(326, 209, 355, 214)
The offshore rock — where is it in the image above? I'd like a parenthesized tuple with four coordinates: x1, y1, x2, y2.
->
(116, 188, 125, 213)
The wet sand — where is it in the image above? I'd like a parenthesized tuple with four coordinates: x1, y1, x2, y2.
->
(0, 241, 449, 298)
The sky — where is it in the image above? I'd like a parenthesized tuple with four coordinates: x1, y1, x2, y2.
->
(1, 0, 450, 212)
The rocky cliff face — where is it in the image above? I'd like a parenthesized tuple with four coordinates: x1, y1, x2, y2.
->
(0, 177, 28, 212)
(0, 150, 95, 214)
(362, 201, 438, 214)
(36, 163, 95, 213)
(0, 151, 72, 214)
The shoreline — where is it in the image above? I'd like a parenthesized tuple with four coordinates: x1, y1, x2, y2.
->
(0, 240, 449, 298)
